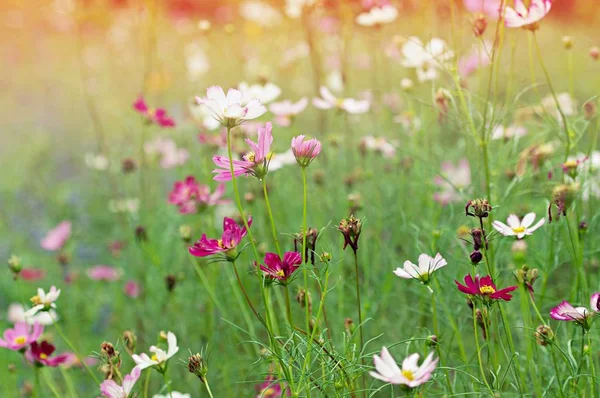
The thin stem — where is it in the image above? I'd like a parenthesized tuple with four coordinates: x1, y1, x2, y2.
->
(472, 306, 494, 393)
(53, 321, 100, 384)
(162, 370, 173, 398)
(301, 166, 312, 396)
(143, 369, 151, 398)
(203, 378, 215, 398)
(34, 367, 40, 398)
(41, 369, 62, 398)
(588, 334, 596, 397)
(550, 347, 566, 398)
(262, 179, 282, 256)
(232, 261, 261, 322)
(284, 285, 295, 328)
(353, 250, 366, 397)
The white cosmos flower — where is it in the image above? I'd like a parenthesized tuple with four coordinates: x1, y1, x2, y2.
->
(492, 213, 545, 239)
(402, 37, 454, 82)
(24, 286, 61, 317)
(239, 82, 282, 105)
(85, 153, 109, 170)
(195, 86, 267, 128)
(8, 303, 57, 325)
(393, 253, 447, 283)
(369, 347, 439, 387)
(313, 86, 370, 114)
(356, 5, 398, 27)
(132, 331, 179, 370)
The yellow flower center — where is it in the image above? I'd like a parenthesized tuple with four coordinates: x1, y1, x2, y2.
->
(479, 285, 496, 295)
(147, 108, 156, 117)
(263, 387, 276, 397)
(246, 152, 256, 162)
(40, 353, 48, 360)
(30, 295, 42, 305)
(14, 336, 26, 345)
(336, 98, 345, 107)
(217, 239, 225, 248)
(151, 354, 158, 361)
(512, 226, 526, 233)
(402, 369, 415, 381)
(275, 270, 285, 278)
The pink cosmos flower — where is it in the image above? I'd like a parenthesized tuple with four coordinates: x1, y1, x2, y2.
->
(492, 213, 545, 239)
(87, 265, 121, 282)
(455, 275, 517, 302)
(291, 135, 322, 168)
(20, 268, 46, 281)
(312, 86, 370, 114)
(195, 86, 267, 128)
(550, 293, 600, 330)
(369, 347, 438, 387)
(25, 341, 69, 367)
(458, 41, 492, 80)
(61, 352, 99, 369)
(0, 322, 44, 351)
(255, 374, 289, 397)
(168, 176, 228, 214)
(504, 0, 552, 29)
(463, 0, 501, 19)
(40, 221, 71, 251)
(124, 280, 140, 298)
(256, 252, 302, 284)
(100, 366, 141, 398)
(269, 98, 308, 127)
(433, 159, 472, 205)
(189, 217, 252, 260)
(212, 122, 273, 181)
(133, 96, 176, 128)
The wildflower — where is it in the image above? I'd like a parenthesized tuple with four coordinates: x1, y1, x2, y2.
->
(212, 123, 274, 181)
(188, 353, 208, 382)
(393, 253, 447, 284)
(109, 198, 140, 214)
(7, 303, 56, 326)
(168, 176, 228, 214)
(87, 265, 121, 282)
(100, 366, 141, 398)
(562, 36, 573, 50)
(269, 98, 308, 126)
(548, 183, 579, 222)
(132, 331, 179, 371)
(356, 5, 398, 27)
(312, 86, 370, 114)
(401, 37, 454, 82)
(291, 135, 322, 167)
(360, 136, 397, 158)
(516, 143, 556, 176)
(239, 1, 282, 27)
(255, 374, 287, 397)
(40, 221, 71, 251)
(24, 286, 61, 317)
(455, 275, 517, 303)
(195, 86, 267, 128)
(25, 341, 69, 367)
(189, 217, 252, 261)
(433, 159, 471, 205)
(492, 213, 545, 239)
(465, 198, 492, 219)
(256, 252, 302, 285)
(239, 82, 282, 105)
(185, 42, 210, 82)
(0, 322, 44, 351)
(515, 265, 539, 297)
(504, 0, 552, 30)
(133, 96, 175, 128)
(550, 293, 600, 330)
(337, 215, 363, 253)
(369, 346, 438, 387)
(541, 92, 577, 122)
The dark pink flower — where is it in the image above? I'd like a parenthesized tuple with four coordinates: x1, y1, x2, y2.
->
(168, 176, 229, 214)
(455, 275, 517, 302)
(0, 322, 44, 351)
(25, 341, 69, 367)
(87, 265, 121, 282)
(255, 374, 289, 397)
(40, 221, 71, 251)
(133, 96, 175, 128)
(550, 293, 600, 330)
(124, 280, 140, 298)
(189, 217, 252, 261)
(256, 252, 302, 284)
(20, 268, 46, 281)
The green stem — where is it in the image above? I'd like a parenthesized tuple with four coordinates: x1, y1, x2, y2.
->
(41, 369, 62, 398)
(550, 347, 566, 398)
(143, 369, 151, 398)
(262, 179, 282, 256)
(473, 306, 494, 393)
(203, 378, 215, 398)
(53, 321, 100, 384)
(284, 285, 295, 329)
(300, 166, 312, 396)
(589, 334, 596, 397)
(34, 367, 40, 398)
(353, 250, 366, 397)
(162, 370, 173, 398)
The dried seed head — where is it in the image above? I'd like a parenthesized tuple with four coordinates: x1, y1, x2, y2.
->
(188, 353, 208, 382)
(101, 342, 116, 358)
(123, 330, 136, 355)
(535, 325, 554, 346)
(337, 215, 363, 253)
(466, 198, 492, 219)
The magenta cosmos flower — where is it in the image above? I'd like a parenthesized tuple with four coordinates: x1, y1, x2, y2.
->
(550, 293, 600, 330)
(312, 86, 370, 114)
(196, 86, 267, 128)
(87, 265, 121, 282)
(133, 96, 175, 128)
(124, 280, 140, 298)
(0, 321, 44, 351)
(256, 252, 302, 285)
(25, 341, 69, 367)
(212, 122, 273, 181)
(504, 0, 551, 30)
(255, 374, 289, 397)
(100, 366, 141, 398)
(168, 176, 228, 214)
(492, 213, 545, 239)
(189, 217, 252, 261)
(291, 135, 322, 168)
(40, 221, 71, 251)
(369, 346, 438, 387)
(269, 98, 308, 127)
(455, 275, 517, 303)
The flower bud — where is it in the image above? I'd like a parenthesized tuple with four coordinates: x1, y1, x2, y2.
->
(7, 255, 22, 277)
(319, 251, 332, 263)
(590, 46, 599, 61)
(426, 335, 438, 348)
(470, 250, 483, 264)
(549, 183, 579, 222)
(583, 101, 597, 120)
(188, 353, 208, 382)
(296, 288, 312, 313)
(165, 274, 177, 292)
(344, 318, 354, 334)
(121, 158, 137, 174)
(101, 342, 117, 358)
(123, 330, 136, 355)
(179, 225, 192, 244)
(135, 226, 148, 243)
(466, 198, 492, 219)
(562, 36, 573, 50)
(535, 325, 554, 346)
(472, 14, 487, 37)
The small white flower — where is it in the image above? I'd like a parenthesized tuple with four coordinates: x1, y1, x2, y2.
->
(369, 347, 439, 387)
(153, 392, 191, 398)
(85, 153, 109, 170)
(196, 86, 267, 128)
(356, 5, 398, 27)
(239, 82, 282, 105)
(492, 213, 545, 239)
(132, 331, 179, 370)
(8, 303, 57, 325)
(24, 286, 61, 317)
(402, 37, 454, 82)
(313, 86, 370, 114)
(393, 253, 447, 283)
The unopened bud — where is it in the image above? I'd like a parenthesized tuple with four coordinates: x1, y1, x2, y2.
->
(7, 255, 22, 276)
(135, 226, 148, 243)
(426, 335, 438, 348)
(472, 14, 487, 37)
(179, 225, 192, 243)
(101, 342, 116, 358)
(296, 288, 312, 313)
(344, 318, 354, 334)
(187, 353, 208, 382)
(470, 250, 483, 264)
(590, 46, 599, 61)
(165, 274, 177, 292)
(562, 36, 573, 50)
(319, 251, 332, 263)
(123, 330, 136, 355)
(535, 325, 554, 346)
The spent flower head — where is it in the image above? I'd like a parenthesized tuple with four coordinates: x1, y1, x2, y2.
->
(337, 215, 363, 253)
